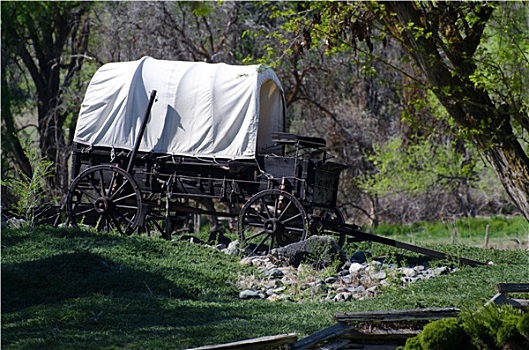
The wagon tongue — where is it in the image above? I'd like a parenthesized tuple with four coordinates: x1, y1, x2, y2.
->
(329, 222, 485, 267)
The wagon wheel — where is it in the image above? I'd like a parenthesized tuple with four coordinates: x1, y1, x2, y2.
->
(141, 206, 166, 238)
(239, 189, 308, 255)
(66, 165, 142, 235)
(310, 208, 347, 247)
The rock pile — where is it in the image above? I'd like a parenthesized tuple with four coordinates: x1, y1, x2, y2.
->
(236, 254, 454, 303)
(177, 234, 457, 303)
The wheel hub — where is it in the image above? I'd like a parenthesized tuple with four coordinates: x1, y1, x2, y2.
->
(264, 218, 284, 235)
(94, 197, 111, 214)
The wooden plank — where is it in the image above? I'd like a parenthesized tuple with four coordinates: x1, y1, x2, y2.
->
(342, 328, 421, 340)
(313, 338, 351, 350)
(486, 293, 509, 306)
(511, 299, 529, 309)
(185, 333, 297, 350)
(496, 283, 529, 293)
(334, 308, 459, 323)
(293, 323, 353, 350)
(487, 293, 529, 309)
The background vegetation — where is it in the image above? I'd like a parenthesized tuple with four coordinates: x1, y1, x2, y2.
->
(2, 1, 528, 225)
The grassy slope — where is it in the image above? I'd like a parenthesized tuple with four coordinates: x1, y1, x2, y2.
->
(2, 226, 528, 350)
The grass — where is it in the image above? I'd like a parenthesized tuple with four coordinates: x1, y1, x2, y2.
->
(370, 215, 529, 249)
(2, 223, 529, 349)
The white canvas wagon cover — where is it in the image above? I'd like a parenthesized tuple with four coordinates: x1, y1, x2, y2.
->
(74, 56, 285, 159)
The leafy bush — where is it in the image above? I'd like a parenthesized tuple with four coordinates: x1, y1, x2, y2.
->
(402, 335, 423, 350)
(420, 317, 470, 350)
(462, 304, 526, 350)
(403, 306, 529, 350)
(497, 314, 526, 349)
(518, 313, 529, 340)
(1, 145, 55, 225)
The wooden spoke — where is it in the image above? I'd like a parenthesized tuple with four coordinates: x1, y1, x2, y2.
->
(67, 165, 142, 235)
(239, 189, 307, 255)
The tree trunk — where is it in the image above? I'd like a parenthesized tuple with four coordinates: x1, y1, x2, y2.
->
(383, 1, 529, 220)
(1, 65, 33, 179)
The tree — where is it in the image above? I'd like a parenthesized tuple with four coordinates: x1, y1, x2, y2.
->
(279, 1, 529, 220)
(1, 1, 92, 197)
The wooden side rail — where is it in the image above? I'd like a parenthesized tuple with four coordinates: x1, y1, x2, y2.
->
(185, 333, 297, 350)
(487, 283, 529, 309)
(334, 307, 460, 323)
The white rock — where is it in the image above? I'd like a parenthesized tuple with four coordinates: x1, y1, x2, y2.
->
(372, 271, 387, 280)
(239, 257, 253, 266)
(401, 267, 418, 277)
(223, 240, 240, 255)
(349, 262, 364, 274)
(239, 289, 260, 299)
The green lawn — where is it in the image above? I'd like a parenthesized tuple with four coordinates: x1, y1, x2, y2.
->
(370, 215, 529, 249)
(2, 225, 528, 349)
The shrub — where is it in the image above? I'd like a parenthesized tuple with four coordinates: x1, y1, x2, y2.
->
(403, 334, 423, 350)
(1, 144, 55, 225)
(420, 318, 470, 350)
(497, 314, 526, 349)
(518, 313, 529, 340)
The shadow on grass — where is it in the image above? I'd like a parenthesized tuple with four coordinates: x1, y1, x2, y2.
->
(2, 251, 194, 313)
(1, 228, 336, 349)
(2, 251, 310, 349)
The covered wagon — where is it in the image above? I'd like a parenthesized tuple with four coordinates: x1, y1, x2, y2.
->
(67, 56, 347, 253)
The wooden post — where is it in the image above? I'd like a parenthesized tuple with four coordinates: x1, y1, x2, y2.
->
(484, 224, 490, 249)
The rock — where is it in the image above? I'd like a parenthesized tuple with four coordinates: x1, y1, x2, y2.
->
(366, 261, 383, 275)
(340, 275, 352, 284)
(349, 262, 364, 274)
(7, 217, 27, 228)
(236, 248, 455, 303)
(239, 257, 253, 266)
(267, 294, 282, 302)
(350, 285, 365, 293)
(367, 286, 378, 294)
(222, 240, 240, 255)
(401, 267, 418, 277)
(265, 268, 284, 278)
(372, 271, 387, 280)
(350, 251, 372, 263)
(270, 235, 346, 268)
(433, 266, 450, 276)
(239, 289, 261, 299)
(273, 286, 286, 294)
(324, 276, 337, 284)
(334, 292, 352, 302)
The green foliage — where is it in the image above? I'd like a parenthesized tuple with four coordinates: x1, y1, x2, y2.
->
(462, 304, 526, 350)
(404, 306, 529, 350)
(470, 4, 529, 111)
(1, 144, 55, 225)
(420, 318, 470, 350)
(358, 136, 480, 198)
(497, 314, 525, 348)
(518, 313, 529, 339)
(403, 335, 423, 350)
